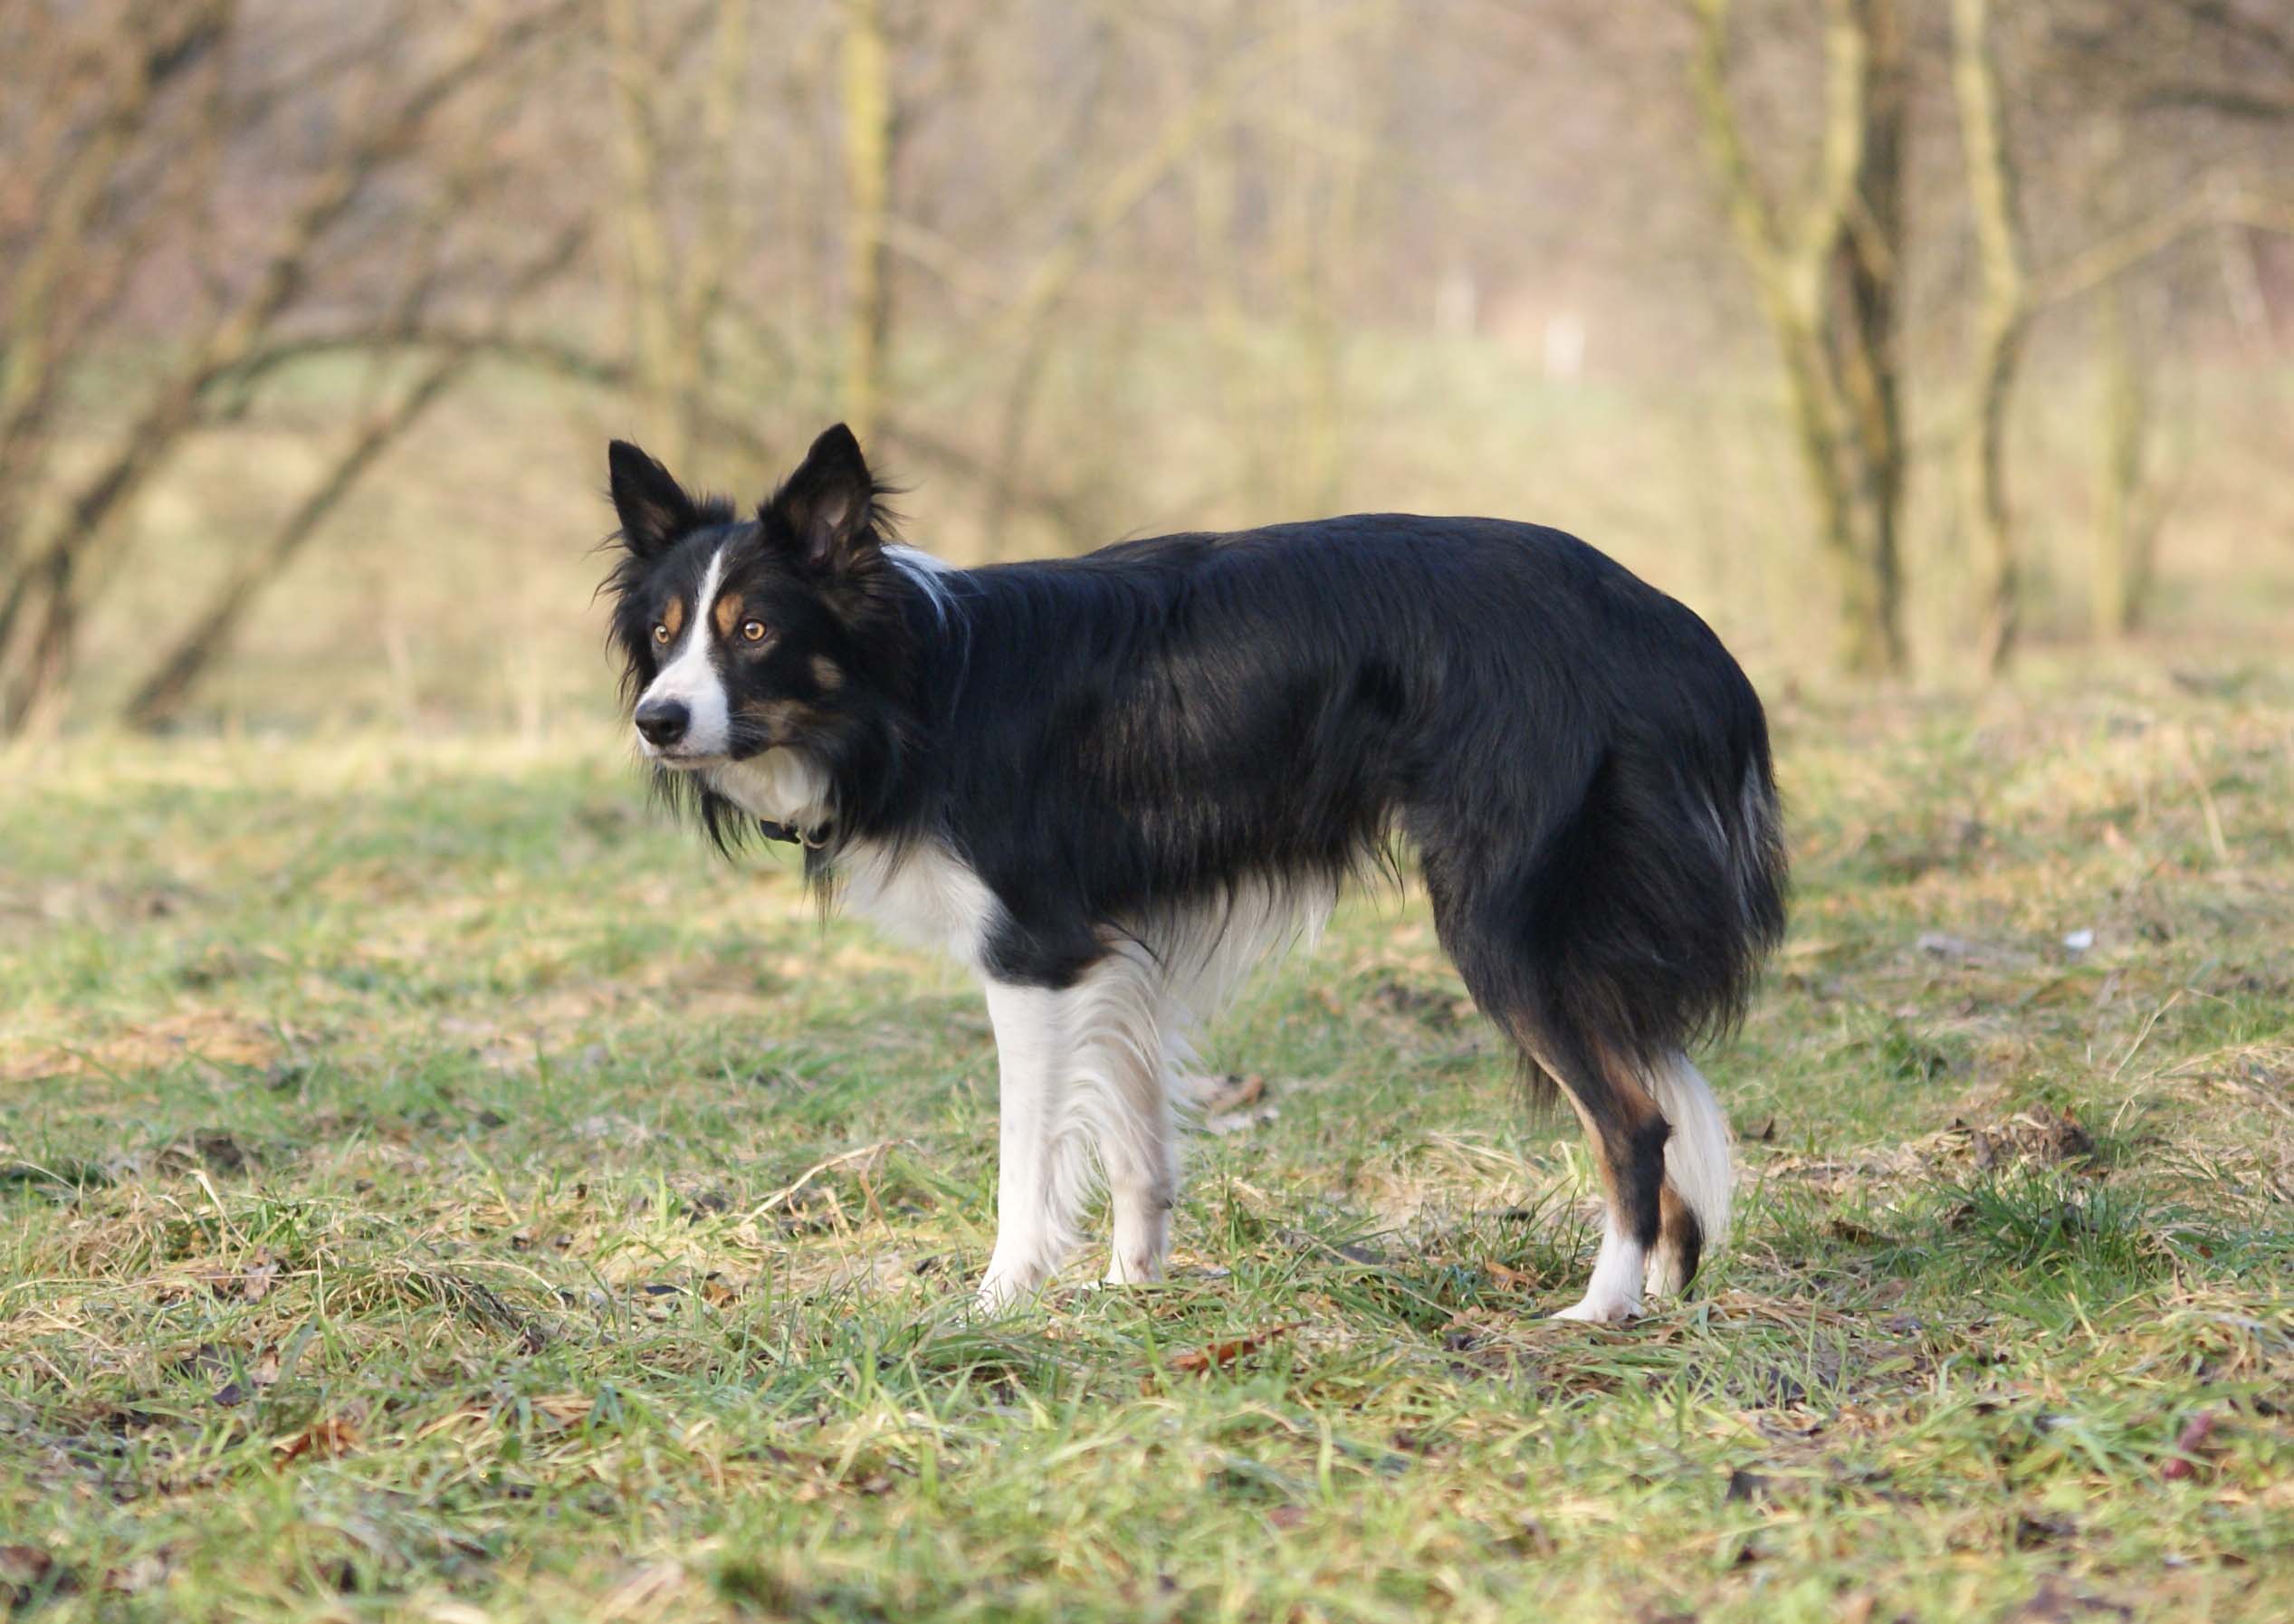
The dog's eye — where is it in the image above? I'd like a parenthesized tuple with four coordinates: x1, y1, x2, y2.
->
(651, 623, 672, 645)
(740, 620, 769, 644)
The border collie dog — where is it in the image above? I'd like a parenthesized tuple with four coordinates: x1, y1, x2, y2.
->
(603, 425, 1786, 1322)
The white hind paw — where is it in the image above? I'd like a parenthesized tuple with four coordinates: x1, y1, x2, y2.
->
(1556, 1218, 1647, 1323)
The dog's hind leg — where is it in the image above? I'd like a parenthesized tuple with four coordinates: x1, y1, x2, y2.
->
(1537, 1039, 1669, 1323)
(1421, 865, 1668, 1324)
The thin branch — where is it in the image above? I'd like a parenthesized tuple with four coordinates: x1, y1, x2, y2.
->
(0, 0, 587, 730)
(123, 224, 589, 729)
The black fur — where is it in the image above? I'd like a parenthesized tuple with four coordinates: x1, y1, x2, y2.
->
(603, 425, 1788, 1287)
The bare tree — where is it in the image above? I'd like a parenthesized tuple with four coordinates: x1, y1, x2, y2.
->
(1950, 0, 2031, 674)
(0, 0, 236, 730)
(0, 0, 585, 734)
(839, 0, 899, 444)
(1689, 0, 1910, 676)
(122, 224, 590, 730)
(2085, 270, 2177, 639)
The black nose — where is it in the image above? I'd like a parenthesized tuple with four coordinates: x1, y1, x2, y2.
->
(635, 698, 689, 748)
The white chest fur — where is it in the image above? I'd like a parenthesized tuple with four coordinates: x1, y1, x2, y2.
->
(835, 837, 1002, 970)
(703, 750, 834, 830)
(704, 752, 999, 970)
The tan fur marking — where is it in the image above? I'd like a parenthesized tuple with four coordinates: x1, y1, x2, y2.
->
(660, 597, 684, 638)
(1518, 1034, 1663, 1206)
(737, 698, 813, 740)
(1658, 1185, 1696, 1238)
(713, 589, 744, 639)
(810, 655, 844, 691)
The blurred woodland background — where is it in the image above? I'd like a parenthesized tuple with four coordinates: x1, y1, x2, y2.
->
(2, 0, 2290, 739)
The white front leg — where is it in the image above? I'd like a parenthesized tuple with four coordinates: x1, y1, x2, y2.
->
(977, 981, 1084, 1310)
(1104, 1173, 1172, 1285)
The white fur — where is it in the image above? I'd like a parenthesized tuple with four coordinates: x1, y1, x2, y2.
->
(1145, 877, 1337, 1032)
(1553, 1213, 1645, 1323)
(705, 749, 835, 833)
(836, 837, 1005, 970)
(976, 962, 1166, 1308)
(964, 877, 1334, 1309)
(636, 543, 731, 758)
(1645, 1050, 1733, 1296)
(884, 543, 958, 625)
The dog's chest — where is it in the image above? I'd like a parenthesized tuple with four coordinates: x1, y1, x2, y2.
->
(705, 753, 998, 970)
(835, 839, 1001, 969)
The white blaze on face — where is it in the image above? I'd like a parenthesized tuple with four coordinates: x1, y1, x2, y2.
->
(637, 542, 731, 759)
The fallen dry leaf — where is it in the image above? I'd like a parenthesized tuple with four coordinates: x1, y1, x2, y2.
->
(2160, 1410, 2220, 1481)
(273, 1417, 360, 1466)
(1169, 1323, 1302, 1375)
(529, 1392, 596, 1428)
(0, 1545, 58, 1585)
(1193, 1073, 1266, 1113)
(101, 1552, 171, 1595)
(1822, 1214, 1896, 1246)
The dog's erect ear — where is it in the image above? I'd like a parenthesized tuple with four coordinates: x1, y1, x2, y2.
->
(607, 439, 701, 558)
(765, 424, 881, 575)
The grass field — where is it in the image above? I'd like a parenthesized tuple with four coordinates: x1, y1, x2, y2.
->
(3, 661, 2290, 1622)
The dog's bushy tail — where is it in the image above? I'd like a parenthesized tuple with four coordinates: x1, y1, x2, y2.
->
(1517, 739, 1787, 1075)
(1645, 1050, 1733, 1258)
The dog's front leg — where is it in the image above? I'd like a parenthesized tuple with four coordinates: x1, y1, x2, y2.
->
(977, 980, 1081, 1310)
(1101, 1057, 1177, 1287)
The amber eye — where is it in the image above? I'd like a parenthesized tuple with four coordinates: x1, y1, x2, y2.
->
(651, 623, 671, 645)
(740, 619, 769, 644)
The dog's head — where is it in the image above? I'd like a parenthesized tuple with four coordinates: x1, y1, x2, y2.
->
(601, 425, 918, 841)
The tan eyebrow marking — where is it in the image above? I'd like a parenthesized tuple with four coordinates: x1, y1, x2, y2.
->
(713, 588, 744, 639)
(660, 597, 684, 638)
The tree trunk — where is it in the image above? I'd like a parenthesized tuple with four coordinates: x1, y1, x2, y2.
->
(683, 0, 751, 462)
(1689, 0, 1910, 677)
(0, 1, 578, 733)
(1829, 0, 1909, 676)
(1951, 0, 2031, 675)
(603, 0, 683, 463)
(839, 0, 896, 445)
(2088, 276, 2163, 638)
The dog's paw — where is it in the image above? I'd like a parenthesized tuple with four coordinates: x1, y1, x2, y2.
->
(1551, 1291, 1641, 1324)
(974, 1264, 1051, 1314)
(1103, 1251, 1166, 1288)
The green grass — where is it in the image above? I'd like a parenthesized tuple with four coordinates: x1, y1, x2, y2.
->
(3, 665, 2291, 1621)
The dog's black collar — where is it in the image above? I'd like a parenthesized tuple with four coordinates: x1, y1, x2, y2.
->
(758, 818, 828, 849)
